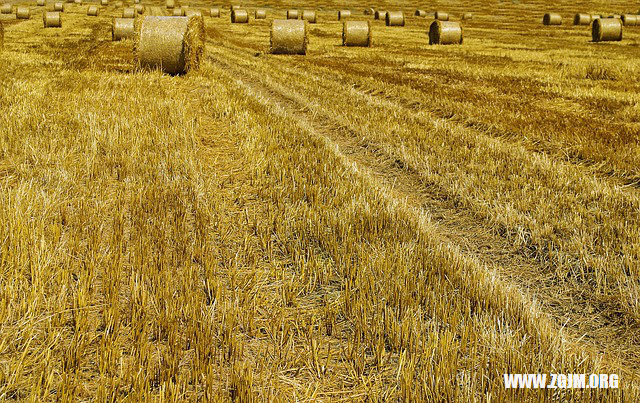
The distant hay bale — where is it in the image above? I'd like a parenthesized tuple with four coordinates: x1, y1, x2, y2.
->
(123, 7, 135, 18)
(74, 0, 82, 5)
(462, 12, 473, 20)
(135, 4, 144, 14)
(543, 13, 562, 25)
(374, 10, 386, 20)
(231, 9, 248, 23)
(37, 0, 45, 6)
(573, 13, 591, 25)
(101, 0, 108, 5)
(43, 11, 61, 27)
(609, 14, 621, 19)
(115, 1, 122, 7)
(287, 9, 298, 19)
(621, 14, 638, 26)
(301, 10, 316, 23)
(209, 7, 219, 17)
(429, 20, 463, 44)
(342, 20, 371, 46)
(172, 8, 184, 16)
(87, 5, 98, 16)
(185, 9, 201, 18)
(415, 9, 426, 17)
(592, 17, 622, 41)
(364, 8, 374, 15)
(385, 11, 404, 26)
(255, 9, 266, 19)
(53, 2, 63, 12)
(1, 3, 12, 14)
(16, 6, 30, 19)
(165, 0, 174, 9)
(270, 19, 307, 55)
(135, 15, 205, 74)
(338, 10, 350, 20)
(230, 5, 239, 11)
(435, 11, 449, 20)
(112, 17, 134, 40)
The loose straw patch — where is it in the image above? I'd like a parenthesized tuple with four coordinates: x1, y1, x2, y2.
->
(301, 10, 316, 23)
(231, 9, 248, 23)
(270, 19, 307, 55)
(429, 20, 463, 44)
(592, 17, 623, 41)
(43, 11, 61, 27)
(385, 11, 404, 26)
(543, 13, 562, 25)
(343, 20, 371, 47)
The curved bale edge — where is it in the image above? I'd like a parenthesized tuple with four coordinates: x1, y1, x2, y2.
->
(270, 19, 308, 55)
(429, 20, 463, 45)
(592, 17, 623, 41)
(543, 13, 562, 25)
(342, 20, 371, 47)
(231, 9, 248, 23)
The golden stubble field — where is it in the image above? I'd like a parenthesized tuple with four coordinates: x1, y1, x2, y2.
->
(1, 0, 640, 400)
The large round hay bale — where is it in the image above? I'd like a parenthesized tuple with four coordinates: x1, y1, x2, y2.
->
(338, 10, 350, 20)
(573, 13, 591, 25)
(209, 7, 219, 17)
(165, 0, 174, 9)
(37, 0, 45, 6)
(592, 17, 622, 41)
(543, 13, 562, 25)
(429, 20, 462, 45)
(172, 7, 184, 16)
(43, 11, 61, 27)
(53, 2, 63, 12)
(135, 15, 205, 74)
(435, 11, 449, 20)
(270, 19, 307, 55)
(301, 10, 316, 23)
(16, 6, 30, 19)
(1, 3, 12, 13)
(112, 17, 134, 40)
(415, 9, 426, 17)
(101, 0, 108, 6)
(255, 9, 266, 19)
(87, 5, 98, 16)
(462, 12, 473, 20)
(342, 20, 371, 47)
(286, 9, 298, 19)
(231, 9, 248, 23)
(364, 8, 374, 15)
(374, 10, 386, 20)
(123, 7, 135, 18)
(621, 14, 638, 26)
(134, 4, 143, 14)
(385, 11, 404, 26)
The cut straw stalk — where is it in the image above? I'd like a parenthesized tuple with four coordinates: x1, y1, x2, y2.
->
(342, 20, 371, 47)
(270, 19, 307, 55)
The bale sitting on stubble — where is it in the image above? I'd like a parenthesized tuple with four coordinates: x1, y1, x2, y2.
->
(165, 0, 174, 9)
(43, 11, 61, 27)
(87, 5, 98, 16)
(172, 7, 183, 16)
(123, 7, 135, 18)
(135, 4, 144, 14)
(429, 20, 463, 45)
(287, 9, 298, 19)
(74, 0, 82, 5)
(343, 20, 371, 47)
(231, 9, 248, 23)
(385, 11, 404, 26)
(270, 19, 307, 55)
(210, 7, 219, 17)
(415, 9, 426, 17)
(592, 17, 622, 41)
(462, 12, 473, 20)
(101, 0, 108, 6)
(573, 13, 591, 25)
(301, 10, 316, 23)
(621, 14, 637, 26)
(374, 10, 386, 20)
(53, 2, 63, 12)
(255, 9, 266, 19)
(16, 6, 30, 19)
(185, 10, 202, 18)
(543, 13, 562, 25)
(435, 11, 449, 21)
(112, 17, 134, 40)
(135, 15, 205, 74)
(338, 10, 350, 20)
(37, 0, 45, 6)
(1, 3, 12, 14)
(364, 8, 374, 15)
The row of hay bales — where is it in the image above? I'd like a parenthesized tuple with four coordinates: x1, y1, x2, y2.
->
(543, 13, 636, 42)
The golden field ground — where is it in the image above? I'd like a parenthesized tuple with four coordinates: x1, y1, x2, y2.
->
(1, 0, 640, 400)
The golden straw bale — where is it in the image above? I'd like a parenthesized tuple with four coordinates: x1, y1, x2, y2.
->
(429, 20, 463, 44)
(254, 9, 266, 19)
(415, 9, 426, 17)
(435, 11, 449, 21)
(74, 0, 81, 5)
(135, 15, 205, 74)
(543, 13, 562, 25)
(134, 4, 143, 14)
(53, 2, 63, 12)
(286, 9, 298, 19)
(573, 13, 591, 25)
(1, 3, 12, 13)
(462, 12, 473, 20)
(621, 14, 637, 26)
(301, 10, 316, 23)
(338, 10, 350, 20)
(16, 6, 30, 19)
(112, 17, 134, 40)
(385, 11, 404, 26)
(101, 0, 108, 5)
(592, 17, 622, 41)
(374, 10, 386, 20)
(43, 11, 61, 27)
(231, 9, 248, 23)
(87, 5, 98, 16)
(270, 19, 307, 55)
(172, 8, 183, 16)
(342, 20, 371, 46)
(609, 14, 621, 19)
(123, 7, 135, 18)
(37, 0, 45, 6)
(364, 8, 374, 15)
(165, 0, 174, 9)
(185, 9, 201, 18)
(209, 7, 219, 17)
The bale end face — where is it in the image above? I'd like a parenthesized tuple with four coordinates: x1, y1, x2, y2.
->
(270, 19, 307, 55)
(429, 20, 463, 45)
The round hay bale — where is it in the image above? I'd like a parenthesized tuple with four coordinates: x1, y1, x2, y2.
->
(112, 17, 134, 40)
(338, 10, 350, 20)
(115, 1, 122, 7)
(134, 4, 143, 14)
(231, 9, 248, 23)
(301, 10, 316, 23)
(209, 7, 219, 17)
(462, 12, 473, 20)
(270, 19, 307, 55)
(286, 9, 298, 19)
(185, 9, 201, 18)
(101, 0, 108, 5)
(415, 9, 426, 17)
(16, 6, 30, 19)
(374, 10, 386, 20)
(255, 9, 266, 19)
(543, 13, 562, 25)
(165, 0, 174, 9)
(573, 13, 591, 25)
(172, 7, 183, 16)
(591, 14, 601, 21)
(621, 14, 637, 26)
(37, 0, 45, 6)
(429, 20, 462, 45)
(435, 11, 449, 21)
(364, 8, 374, 15)
(135, 15, 205, 74)
(385, 11, 404, 26)
(74, 0, 81, 5)
(43, 11, 61, 27)
(53, 2, 63, 12)
(123, 7, 135, 18)
(1, 3, 12, 14)
(592, 17, 622, 41)
(609, 14, 621, 19)
(87, 5, 98, 16)
(342, 20, 371, 47)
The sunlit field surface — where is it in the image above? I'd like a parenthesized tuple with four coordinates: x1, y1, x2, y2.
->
(2, 0, 640, 400)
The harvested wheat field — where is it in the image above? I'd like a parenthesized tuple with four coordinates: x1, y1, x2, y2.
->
(2, 0, 640, 400)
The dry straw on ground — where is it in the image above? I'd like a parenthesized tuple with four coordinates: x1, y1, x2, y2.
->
(135, 4, 144, 14)
(429, 20, 463, 44)
(342, 20, 371, 47)
(338, 10, 351, 20)
(574, 13, 591, 25)
(209, 8, 219, 17)
(543, 13, 562, 25)
(231, 9, 248, 23)
(286, 9, 298, 19)
(16, 6, 29, 19)
(374, 10, 386, 20)
(255, 9, 266, 19)
(621, 14, 637, 26)
(0, 22, 3, 50)
(135, 15, 204, 74)
(43, 11, 61, 27)
(415, 9, 426, 17)
(185, 9, 202, 18)
(270, 19, 307, 55)
(462, 12, 473, 20)
(87, 5, 98, 16)
(301, 10, 316, 23)
(385, 11, 404, 26)
(112, 17, 134, 40)
(435, 11, 449, 21)
(165, 0, 174, 9)
(592, 17, 623, 41)
(1, 3, 12, 14)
